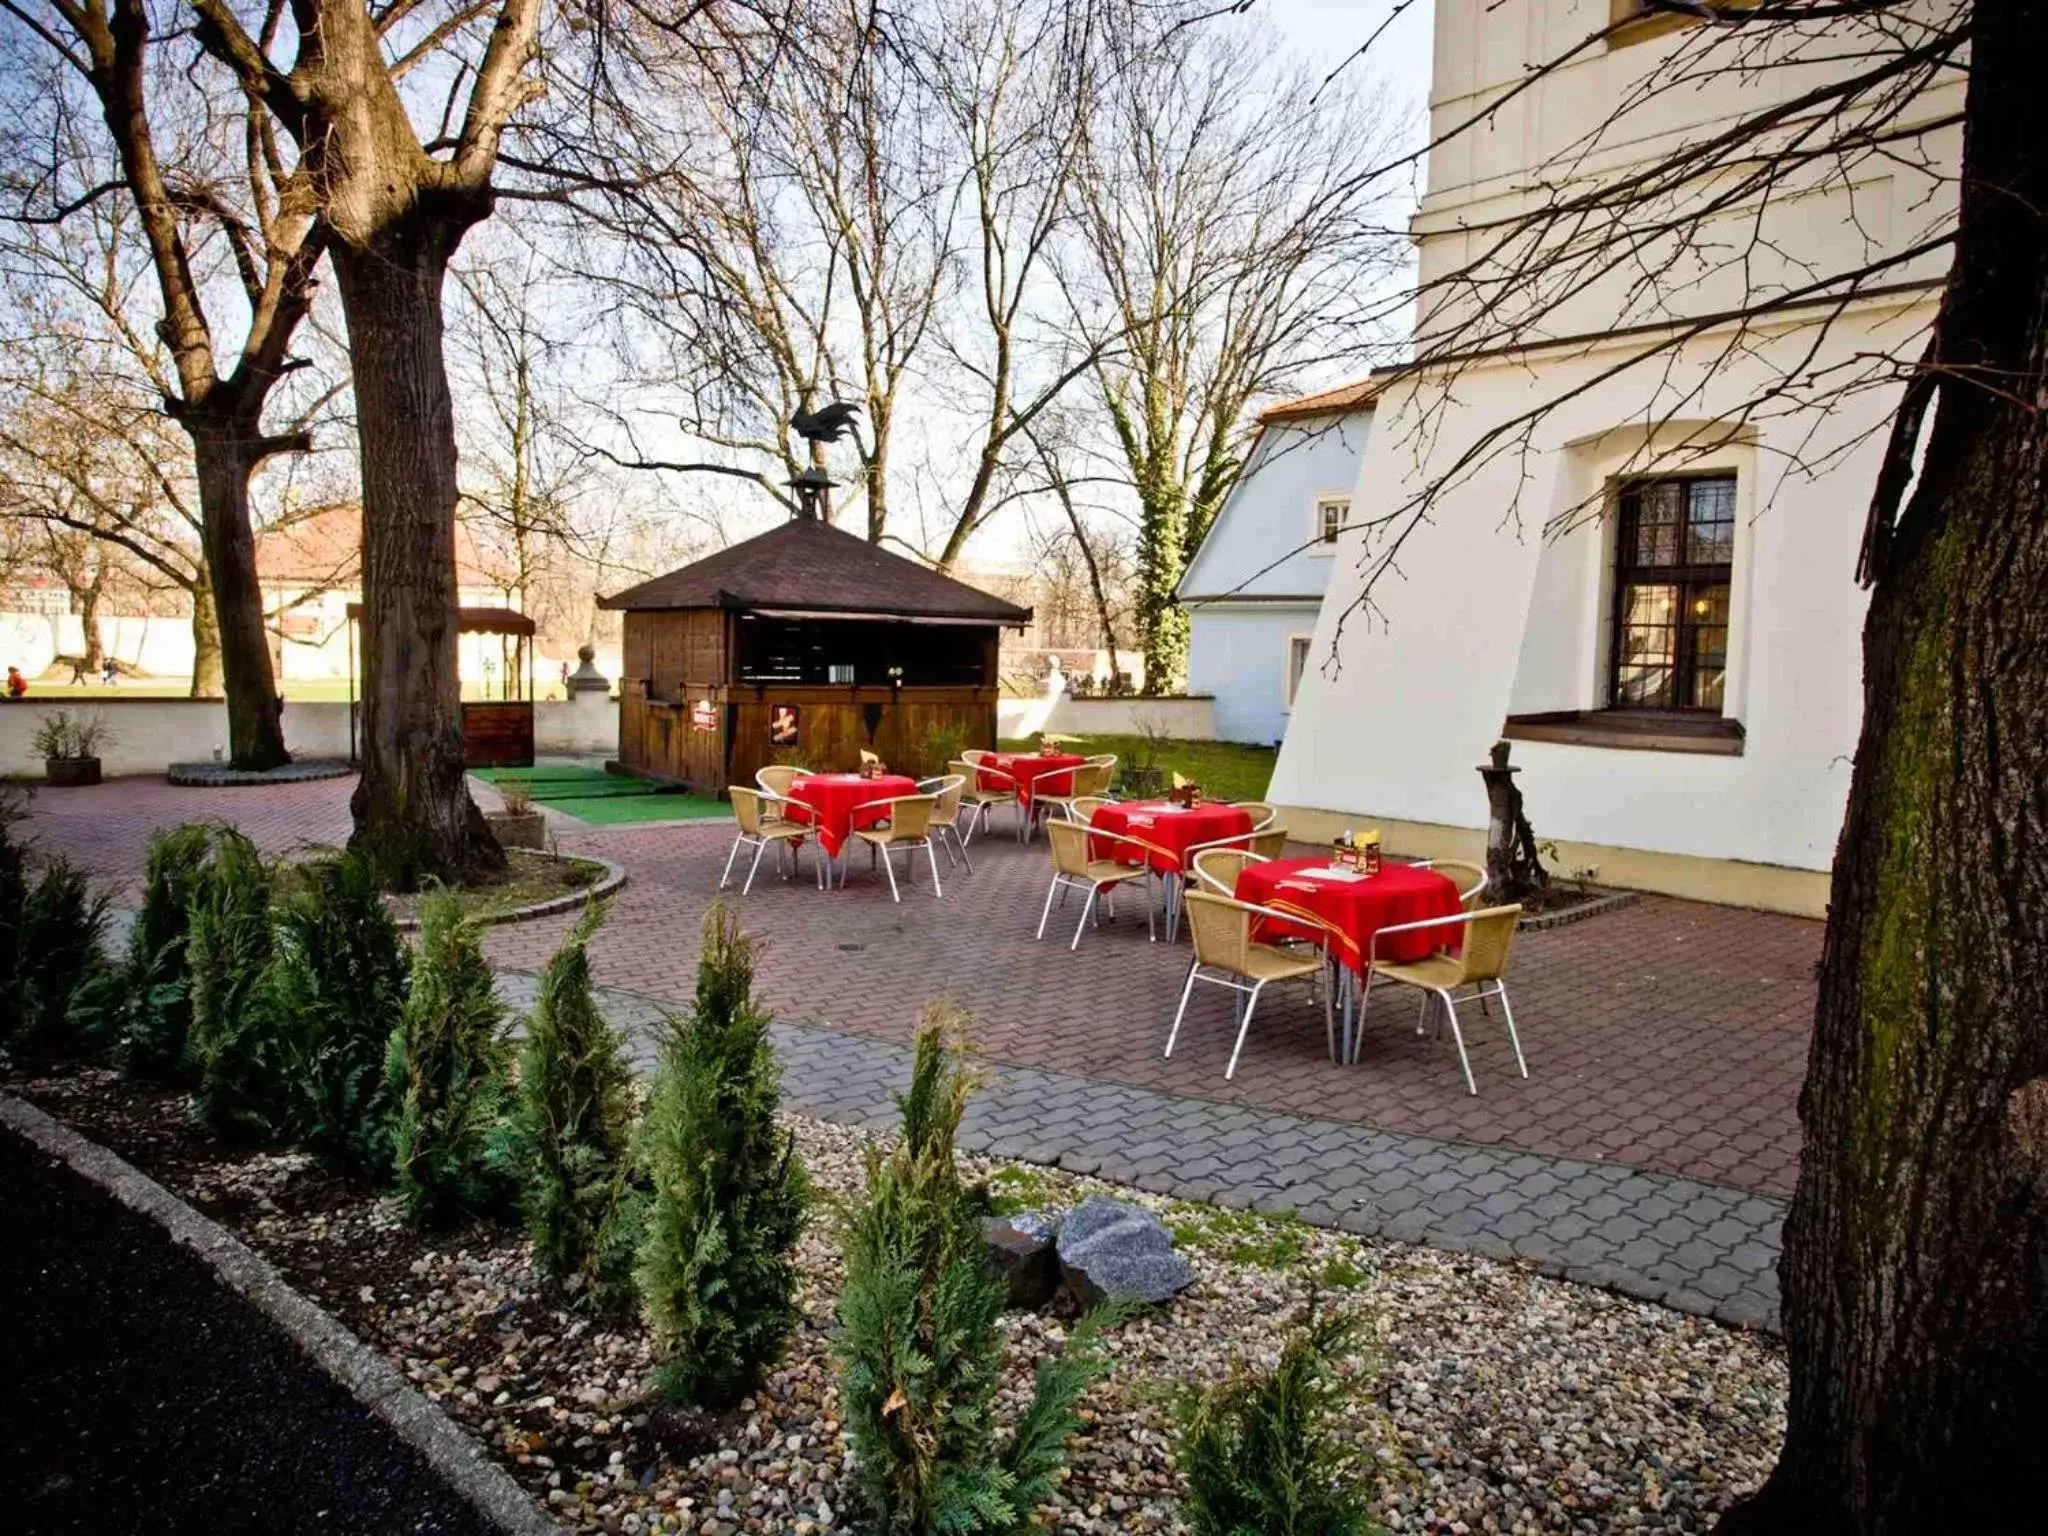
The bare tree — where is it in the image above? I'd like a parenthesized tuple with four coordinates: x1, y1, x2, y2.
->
(183, 0, 584, 883)
(0, 342, 224, 688)
(1068, 20, 1406, 691)
(1, 0, 333, 766)
(1240, 0, 2041, 1524)
(450, 251, 592, 628)
(925, 0, 1105, 571)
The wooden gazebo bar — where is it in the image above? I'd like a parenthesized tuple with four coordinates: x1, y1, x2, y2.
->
(599, 512, 1031, 795)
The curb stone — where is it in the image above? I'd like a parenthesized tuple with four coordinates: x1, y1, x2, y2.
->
(0, 1093, 559, 1536)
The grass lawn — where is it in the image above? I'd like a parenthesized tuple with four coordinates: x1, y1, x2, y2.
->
(470, 764, 728, 826)
(998, 734, 1277, 804)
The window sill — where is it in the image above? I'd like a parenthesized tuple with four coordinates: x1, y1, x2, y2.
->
(1501, 710, 1745, 757)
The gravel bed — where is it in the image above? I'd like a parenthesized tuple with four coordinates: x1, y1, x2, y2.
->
(8, 1068, 1786, 1535)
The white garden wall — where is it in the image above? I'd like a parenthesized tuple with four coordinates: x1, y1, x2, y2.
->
(996, 692, 1215, 741)
(0, 693, 619, 779)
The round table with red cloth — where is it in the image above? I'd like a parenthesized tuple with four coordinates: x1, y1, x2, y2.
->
(1089, 799, 1255, 875)
(787, 772, 919, 857)
(1235, 857, 1462, 973)
(977, 751, 1087, 809)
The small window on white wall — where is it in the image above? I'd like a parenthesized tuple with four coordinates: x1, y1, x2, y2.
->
(1313, 495, 1349, 550)
(1284, 634, 1313, 709)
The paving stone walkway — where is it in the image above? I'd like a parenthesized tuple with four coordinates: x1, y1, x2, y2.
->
(497, 971, 1786, 1335)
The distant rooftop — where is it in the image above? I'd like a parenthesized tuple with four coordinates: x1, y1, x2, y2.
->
(1258, 375, 1382, 424)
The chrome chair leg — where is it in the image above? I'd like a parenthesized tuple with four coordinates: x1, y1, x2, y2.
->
(1163, 961, 1201, 1058)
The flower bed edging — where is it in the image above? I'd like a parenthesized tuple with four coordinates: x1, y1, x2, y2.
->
(390, 851, 627, 933)
(0, 1092, 558, 1536)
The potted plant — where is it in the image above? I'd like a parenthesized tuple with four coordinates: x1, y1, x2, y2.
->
(486, 778, 547, 849)
(32, 709, 111, 787)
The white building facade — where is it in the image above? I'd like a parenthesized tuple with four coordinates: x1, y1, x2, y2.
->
(1179, 387, 1374, 744)
(1268, 0, 1960, 915)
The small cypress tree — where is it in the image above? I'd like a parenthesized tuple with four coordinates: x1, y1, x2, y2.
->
(384, 889, 512, 1226)
(836, 1006, 1123, 1535)
(507, 900, 636, 1295)
(1174, 1309, 1381, 1536)
(270, 851, 411, 1176)
(635, 902, 807, 1405)
(183, 828, 289, 1140)
(121, 822, 218, 1077)
(0, 789, 111, 1057)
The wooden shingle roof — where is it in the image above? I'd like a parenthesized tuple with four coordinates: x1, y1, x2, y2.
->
(598, 516, 1032, 625)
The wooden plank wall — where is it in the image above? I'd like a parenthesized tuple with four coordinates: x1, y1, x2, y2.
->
(722, 686, 995, 788)
(613, 609, 1001, 795)
(462, 702, 535, 767)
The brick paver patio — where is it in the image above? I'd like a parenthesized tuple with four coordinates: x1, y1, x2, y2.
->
(20, 773, 1817, 1197)
(21, 773, 1816, 1328)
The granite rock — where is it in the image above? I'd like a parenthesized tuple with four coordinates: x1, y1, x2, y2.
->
(983, 1212, 1059, 1310)
(1055, 1196, 1191, 1307)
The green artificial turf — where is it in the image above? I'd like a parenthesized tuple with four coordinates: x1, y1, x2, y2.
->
(997, 734, 1277, 804)
(470, 765, 730, 825)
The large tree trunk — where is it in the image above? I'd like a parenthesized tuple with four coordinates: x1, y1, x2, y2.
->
(189, 574, 223, 699)
(190, 431, 289, 768)
(332, 228, 505, 888)
(77, 576, 104, 671)
(1719, 6, 2048, 1530)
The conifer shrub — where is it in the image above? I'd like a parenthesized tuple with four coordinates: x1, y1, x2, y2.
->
(635, 902, 807, 1404)
(0, 787, 111, 1057)
(507, 900, 637, 1296)
(120, 822, 218, 1077)
(270, 851, 411, 1176)
(183, 828, 290, 1140)
(836, 1005, 1123, 1535)
(1174, 1309, 1381, 1536)
(384, 888, 513, 1225)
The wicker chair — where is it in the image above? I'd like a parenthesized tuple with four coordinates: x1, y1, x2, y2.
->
(1060, 795, 1118, 824)
(1232, 801, 1279, 831)
(1363, 904, 1527, 1093)
(1167, 891, 1333, 1079)
(1248, 826, 1289, 858)
(955, 756, 1023, 844)
(1031, 759, 1115, 838)
(1191, 846, 1267, 896)
(722, 787, 814, 895)
(917, 773, 973, 871)
(1036, 819, 1156, 950)
(1417, 858, 1488, 908)
(846, 793, 942, 901)
(756, 764, 809, 798)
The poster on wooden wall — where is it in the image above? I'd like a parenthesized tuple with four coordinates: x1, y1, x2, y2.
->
(769, 703, 800, 746)
(690, 699, 717, 731)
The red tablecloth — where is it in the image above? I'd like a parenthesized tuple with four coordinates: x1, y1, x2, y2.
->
(978, 751, 1087, 809)
(788, 773, 919, 857)
(1090, 800, 1254, 875)
(1235, 858, 1461, 973)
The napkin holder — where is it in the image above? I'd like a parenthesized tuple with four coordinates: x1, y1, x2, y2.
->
(859, 758, 888, 781)
(1333, 829, 1382, 875)
(1168, 781, 1203, 809)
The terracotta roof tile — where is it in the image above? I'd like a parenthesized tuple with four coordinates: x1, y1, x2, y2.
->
(1257, 375, 1383, 424)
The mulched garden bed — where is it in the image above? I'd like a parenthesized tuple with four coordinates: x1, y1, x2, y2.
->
(383, 850, 612, 926)
(4, 1063, 1788, 1536)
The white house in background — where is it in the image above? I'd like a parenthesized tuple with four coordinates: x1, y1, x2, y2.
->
(1178, 381, 1375, 743)
(1268, 0, 1960, 916)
